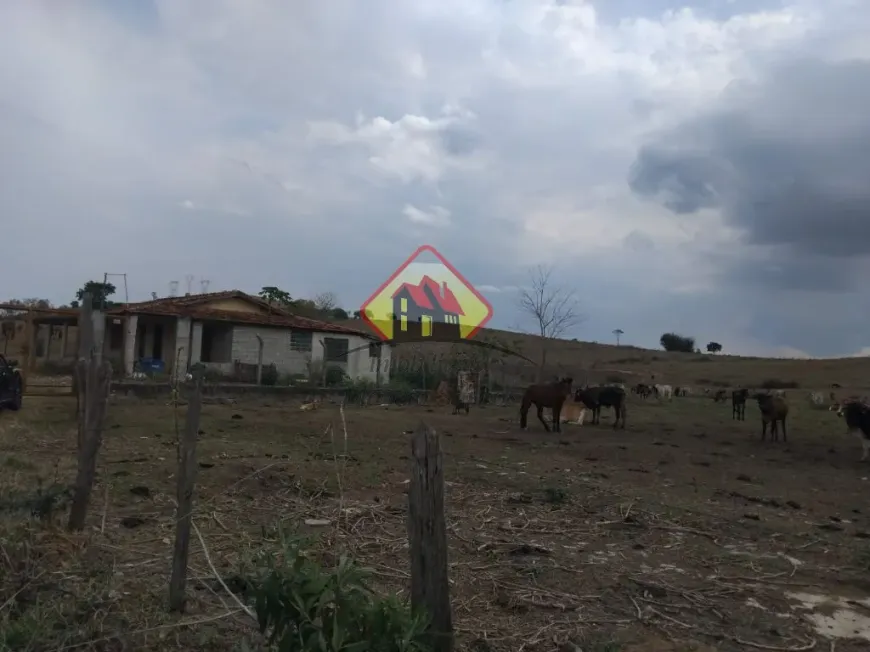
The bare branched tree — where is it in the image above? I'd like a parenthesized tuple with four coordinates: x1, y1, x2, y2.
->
(312, 291, 338, 312)
(517, 265, 585, 381)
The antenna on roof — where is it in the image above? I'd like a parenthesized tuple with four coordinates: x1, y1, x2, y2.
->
(185, 274, 194, 296)
(169, 281, 179, 297)
(151, 291, 158, 300)
(200, 279, 211, 293)
(103, 272, 129, 304)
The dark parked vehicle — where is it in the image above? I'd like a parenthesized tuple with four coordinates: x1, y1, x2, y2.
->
(0, 354, 23, 411)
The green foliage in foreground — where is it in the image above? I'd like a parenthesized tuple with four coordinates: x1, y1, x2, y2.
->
(251, 530, 431, 652)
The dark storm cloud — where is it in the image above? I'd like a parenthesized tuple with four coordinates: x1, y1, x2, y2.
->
(629, 58, 870, 290)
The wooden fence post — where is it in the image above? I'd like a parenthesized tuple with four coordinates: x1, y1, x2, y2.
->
(255, 335, 264, 385)
(408, 422, 453, 652)
(67, 356, 112, 531)
(168, 371, 204, 612)
(73, 295, 94, 416)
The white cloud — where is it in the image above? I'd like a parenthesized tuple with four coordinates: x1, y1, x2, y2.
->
(1, 0, 868, 355)
(402, 204, 451, 227)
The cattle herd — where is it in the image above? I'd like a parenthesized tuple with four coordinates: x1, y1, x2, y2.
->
(504, 376, 870, 462)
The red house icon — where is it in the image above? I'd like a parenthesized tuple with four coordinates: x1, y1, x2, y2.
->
(391, 276, 465, 341)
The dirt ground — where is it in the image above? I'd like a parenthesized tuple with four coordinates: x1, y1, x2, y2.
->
(2, 392, 870, 651)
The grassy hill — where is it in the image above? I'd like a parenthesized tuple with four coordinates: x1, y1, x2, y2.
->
(339, 320, 869, 393)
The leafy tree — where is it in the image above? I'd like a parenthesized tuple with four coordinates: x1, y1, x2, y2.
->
(259, 286, 293, 306)
(330, 307, 349, 320)
(706, 341, 723, 353)
(75, 281, 116, 308)
(612, 328, 624, 345)
(0, 298, 52, 317)
(660, 332, 695, 353)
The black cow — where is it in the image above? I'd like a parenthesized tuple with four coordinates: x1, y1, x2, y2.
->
(834, 400, 870, 462)
(732, 388, 749, 420)
(574, 386, 626, 429)
(634, 383, 653, 400)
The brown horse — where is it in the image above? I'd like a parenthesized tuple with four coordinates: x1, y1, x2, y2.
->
(520, 377, 574, 432)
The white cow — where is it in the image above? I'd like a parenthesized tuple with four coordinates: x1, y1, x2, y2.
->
(772, 389, 786, 397)
(655, 384, 673, 400)
(559, 402, 587, 426)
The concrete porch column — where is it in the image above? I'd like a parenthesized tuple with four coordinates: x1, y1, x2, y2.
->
(91, 309, 105, 362)
(123, 315, 138, 376)
(189, 321, 203, 366)
(173, 317, 192, 382)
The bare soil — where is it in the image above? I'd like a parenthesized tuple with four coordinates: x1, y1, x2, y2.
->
(1, 393, 869, 651)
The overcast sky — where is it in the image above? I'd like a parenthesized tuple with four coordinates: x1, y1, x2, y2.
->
(2, 0, 868, 358)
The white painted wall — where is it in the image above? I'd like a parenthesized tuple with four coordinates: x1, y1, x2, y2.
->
(199, 324, 390, 382)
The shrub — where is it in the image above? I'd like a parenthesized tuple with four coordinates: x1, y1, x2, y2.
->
(344, 378, 376, 404)
(203, 367, 226, 383)
(660, 332, 695, 353)
(759, 378, 800, 390)
(251, 530, 430, 652)
(260, 364, 279, 386)
(386, 379, 416, 404)
(324, 365, 347, 387)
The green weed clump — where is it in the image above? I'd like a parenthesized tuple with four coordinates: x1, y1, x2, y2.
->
(251, 529, 431, 652)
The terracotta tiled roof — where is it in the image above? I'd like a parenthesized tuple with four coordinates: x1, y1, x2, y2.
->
(114, 290, 292, 315)
(109, 291, 370, 337)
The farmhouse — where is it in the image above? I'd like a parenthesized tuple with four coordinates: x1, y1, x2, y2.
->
(3, 291, 390, 383)
(391, 275, 464, 342)
(108, 291, 389, 381)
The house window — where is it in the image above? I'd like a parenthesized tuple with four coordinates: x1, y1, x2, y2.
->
(290, 330, 312, 352)
(323, 337, 349, 363)
(400, 298, 408, 312)
(201, 323, 233, 363)
(400, 315, 407, 331)
(369, 342, 381, 371)
(421, 315, 433, 337)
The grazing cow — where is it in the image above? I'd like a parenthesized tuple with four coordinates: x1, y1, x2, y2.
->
(732, 389, 749, 420)
(634, 383, 653, 399)
(713, 389, 728, 403)
(520, 377, 574, 432)
(574, 385, 627, 429)
(655, 384, 673, 400)
(832, 399, 870, 461)
(754, 392, 789, 442)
